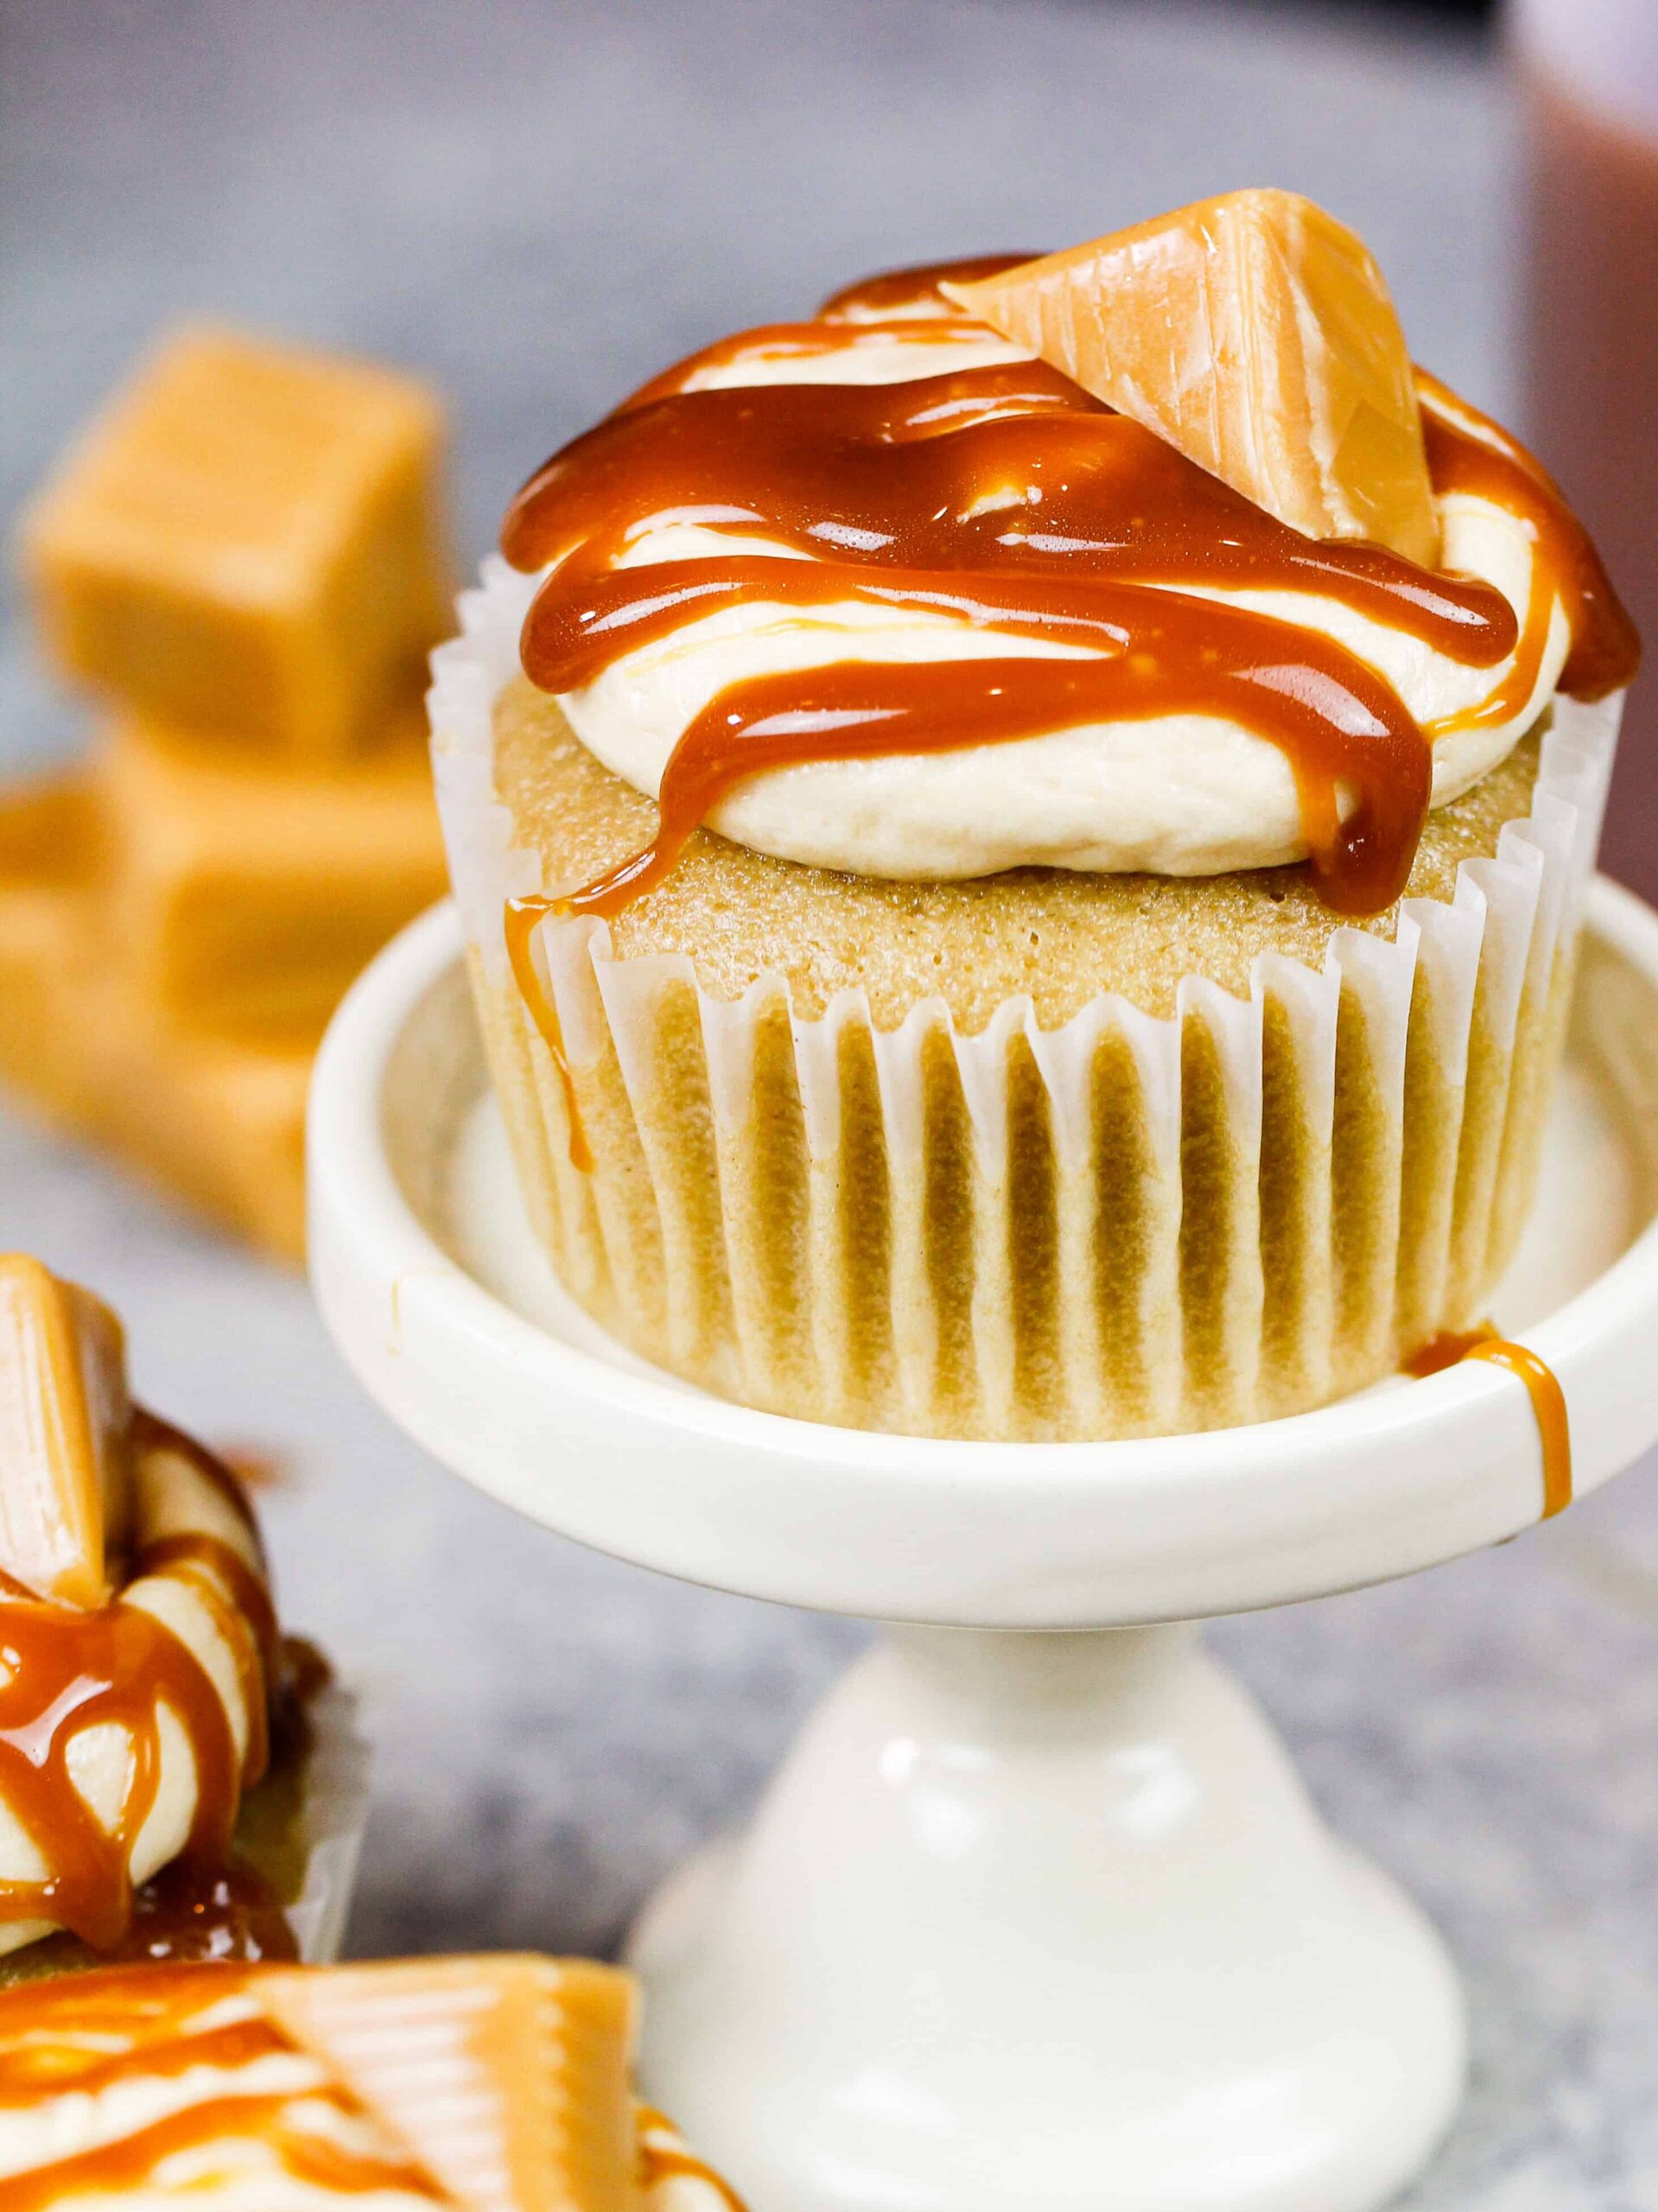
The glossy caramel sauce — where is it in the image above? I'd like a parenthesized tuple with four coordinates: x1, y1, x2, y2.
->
(0, 1411, 279, 1954)
(1405, 1325, 1572, 1519)
(498, 257, 1636, 1169)
(0, 1965, 441, 2209)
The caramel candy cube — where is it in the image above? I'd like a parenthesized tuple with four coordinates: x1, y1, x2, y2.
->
(0, 786, 312, 1262)
(0, 779, 104, 1124)
(0, 1254, 131, 1607)
(22, 327, 449, 755)
(260, 1957, 645, 2212)
(96, 706, 448, 1030)
(944, 190, 1439, 568)
(92, 1014, 314, 1264)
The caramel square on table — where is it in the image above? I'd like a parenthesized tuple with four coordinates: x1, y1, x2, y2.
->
(22, 327, 449, 757)
(96, 703, 448, 1031)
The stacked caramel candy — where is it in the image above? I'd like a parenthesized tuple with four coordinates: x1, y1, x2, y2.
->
(3, 329, 454, 1259)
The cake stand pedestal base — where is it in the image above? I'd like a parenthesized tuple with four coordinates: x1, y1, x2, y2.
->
(629, 1624, 1464, 2212)
(308, 887, 1658, 2212)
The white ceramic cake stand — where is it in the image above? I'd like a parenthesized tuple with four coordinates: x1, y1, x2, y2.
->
(308, 880, 1658, 2212)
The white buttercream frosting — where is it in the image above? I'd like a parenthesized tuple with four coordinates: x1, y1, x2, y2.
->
(546, 321, 1566, 883)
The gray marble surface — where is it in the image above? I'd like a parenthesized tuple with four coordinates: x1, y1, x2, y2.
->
(3, 2, 1658, 2204)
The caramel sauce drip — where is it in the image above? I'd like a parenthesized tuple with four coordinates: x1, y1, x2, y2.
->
(498, 257, 1638, 1169)
(1418, 370, 1640, 734)
(0, 1967, 439, 2208)
(0, 1410, 274, 1952)
(38, 1853, 302, 1967)
(1404, 1325, 1572, 1519)
(505, 892, 593, 1174)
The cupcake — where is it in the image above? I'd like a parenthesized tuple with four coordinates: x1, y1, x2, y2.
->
(0, 1254, 367, 1979)
(0, 1952, 744, 2209)
(431, 189, 1636, 1442)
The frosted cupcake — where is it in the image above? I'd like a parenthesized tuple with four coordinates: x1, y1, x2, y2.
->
(432, 190, 1636, 1441)
(0, 1952, 744, 2208)
(0, 1254, 366, 1978)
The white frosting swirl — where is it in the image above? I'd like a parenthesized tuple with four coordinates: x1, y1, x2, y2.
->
(551, 328, 1566, 882)
(0, 1435, 269, 1960)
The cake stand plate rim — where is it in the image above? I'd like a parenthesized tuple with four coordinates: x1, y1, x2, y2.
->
(306, 877, 1658, 1626)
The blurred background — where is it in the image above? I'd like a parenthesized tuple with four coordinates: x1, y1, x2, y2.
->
(4, 3, 1658, 2202)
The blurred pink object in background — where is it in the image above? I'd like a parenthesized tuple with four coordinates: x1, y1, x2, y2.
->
(1516, 0, 1658, 898)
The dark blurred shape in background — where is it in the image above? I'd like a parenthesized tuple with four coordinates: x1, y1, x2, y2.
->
(1516, 0, 1658, 900)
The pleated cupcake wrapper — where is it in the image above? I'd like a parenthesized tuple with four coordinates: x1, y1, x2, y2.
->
(431, 558, 1621, 1439)
(287, 1684, 372, 1964)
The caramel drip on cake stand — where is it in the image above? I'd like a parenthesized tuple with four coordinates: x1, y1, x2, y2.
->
(1404, 1326, 1572, 1519)
(498, 257, 1639, 1171)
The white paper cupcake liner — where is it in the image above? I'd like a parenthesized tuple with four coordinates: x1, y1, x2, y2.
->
(287, 1681, 372, 1964)
(430, 558, 1620, 1441)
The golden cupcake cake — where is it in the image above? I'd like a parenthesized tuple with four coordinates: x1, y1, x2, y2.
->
(0, 1952, 743, 2209)
(431, 188, 1636, 1441)
(0, 1254, 364, 1980)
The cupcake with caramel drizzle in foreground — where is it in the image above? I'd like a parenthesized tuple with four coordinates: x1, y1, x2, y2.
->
(0, 1952, 744, 2209)
(0, 1253, 365, 1981)
(431, 188, 1637, 1443)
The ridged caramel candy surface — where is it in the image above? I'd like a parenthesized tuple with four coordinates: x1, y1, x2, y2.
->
(262, 1955, 644, 2212)
(942, 189, 1440, 568)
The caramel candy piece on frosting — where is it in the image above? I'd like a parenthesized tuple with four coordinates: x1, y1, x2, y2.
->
(22, 327, 448, 756)
(96, 704, 447, 1029)
(943, 189, 1439, 568)
(0, 1254, 131, 1607)
(259, 1955, 644, 2212)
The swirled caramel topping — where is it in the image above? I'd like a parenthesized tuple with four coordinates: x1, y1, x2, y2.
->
(502, 230, 1635, 928)
(0, 1257, 285, 1956)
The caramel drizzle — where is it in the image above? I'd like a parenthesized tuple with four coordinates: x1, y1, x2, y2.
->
(505, 891, 593, 1174)
(816, 253, 1040, 319)
(0, 1411, 273, 1950)
(1404, 1325, 1572, 1519)
(0, 1969, 441, 2207)
(638, 2104, 750, 2210)
(0, 1969, 440, 2202)
(498, 257, 1637, 1168)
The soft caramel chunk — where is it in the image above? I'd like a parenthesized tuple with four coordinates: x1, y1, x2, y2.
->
(23, 327, 449, 755)
(943, 190, 1439, 567)
(0, 813, 311, 1261)
(96, 705, 447, 1029)
(259, 1956, 644, 2212)
(0, 1255, 131, 1607)
(0, 779, 104, 1126)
